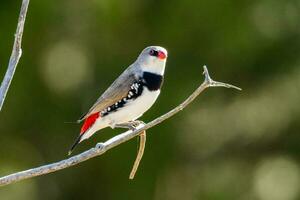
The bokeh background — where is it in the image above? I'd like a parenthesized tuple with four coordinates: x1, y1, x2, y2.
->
(1, 0, 300, 199)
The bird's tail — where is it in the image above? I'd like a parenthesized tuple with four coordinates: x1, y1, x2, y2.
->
(68, 134, 83, 155)
(68, 112, 101, 155)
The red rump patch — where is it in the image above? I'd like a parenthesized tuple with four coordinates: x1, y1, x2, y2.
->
(80, 112, 100, 134)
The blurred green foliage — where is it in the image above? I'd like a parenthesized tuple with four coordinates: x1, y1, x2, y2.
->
(1, 0, 300, 199)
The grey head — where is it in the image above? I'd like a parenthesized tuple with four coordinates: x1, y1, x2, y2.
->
(133, 46, 168, 75)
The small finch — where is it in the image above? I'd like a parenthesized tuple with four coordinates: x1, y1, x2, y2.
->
(69, 46, 168, 154)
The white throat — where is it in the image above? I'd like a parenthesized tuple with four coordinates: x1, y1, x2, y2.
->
(140, 60, 166, 75)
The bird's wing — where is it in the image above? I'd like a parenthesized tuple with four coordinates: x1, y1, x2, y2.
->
(78, 69, 137, 122)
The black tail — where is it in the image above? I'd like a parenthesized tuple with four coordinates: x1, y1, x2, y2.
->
(77, 113, 87, 123)
(68, 134, 83, 156)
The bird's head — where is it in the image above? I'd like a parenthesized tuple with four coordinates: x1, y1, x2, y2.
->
(136, 46, 168, 75)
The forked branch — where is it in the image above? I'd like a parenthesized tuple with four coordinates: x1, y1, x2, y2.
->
(0, 66, 241, 186)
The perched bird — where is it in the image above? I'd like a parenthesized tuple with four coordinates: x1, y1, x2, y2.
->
(69, 46, 168, 155)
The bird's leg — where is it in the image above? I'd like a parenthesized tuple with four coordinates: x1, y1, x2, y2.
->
(113, 123, 135, 130)
(129, 120, 145, 129)
(115, 120, 144, 131)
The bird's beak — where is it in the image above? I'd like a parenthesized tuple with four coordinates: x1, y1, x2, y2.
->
(158, 51, 167, 60)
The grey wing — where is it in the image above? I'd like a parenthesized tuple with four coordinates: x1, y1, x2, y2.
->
(78, 70, 137, 122)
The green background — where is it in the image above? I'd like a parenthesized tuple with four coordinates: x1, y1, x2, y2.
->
(1, 0, 300, 199)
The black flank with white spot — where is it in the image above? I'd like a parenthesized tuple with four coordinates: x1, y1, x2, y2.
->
(101, 72, 163, 116)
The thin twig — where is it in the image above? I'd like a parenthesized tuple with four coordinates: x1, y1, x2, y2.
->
(0, 66, 241, 186)
(0, 0, 30, 111)
(129, 130, 146, 179)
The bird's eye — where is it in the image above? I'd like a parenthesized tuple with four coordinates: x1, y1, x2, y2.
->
(149, 49, 158, 56)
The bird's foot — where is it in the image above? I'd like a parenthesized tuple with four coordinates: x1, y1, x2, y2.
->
(115, 120, 145, 131)
(129, 120, 145, 130)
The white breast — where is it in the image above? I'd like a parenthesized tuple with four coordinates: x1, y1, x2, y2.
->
(105, 88, 160, 126)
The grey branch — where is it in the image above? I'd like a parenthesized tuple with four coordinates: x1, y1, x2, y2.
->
(0, 0, 30, 111)
(129, 130, 146, 179)
(0, 66, 241, 187)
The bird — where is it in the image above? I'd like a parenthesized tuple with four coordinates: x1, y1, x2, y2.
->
(68, 46, 168, 155)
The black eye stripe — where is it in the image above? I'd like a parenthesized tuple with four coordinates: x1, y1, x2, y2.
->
(149, 49, 158, 57)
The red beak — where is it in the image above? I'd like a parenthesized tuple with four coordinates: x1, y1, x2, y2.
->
(158, 51, 167, 60)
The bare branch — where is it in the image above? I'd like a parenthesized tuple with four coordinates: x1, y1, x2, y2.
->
(129, 130, 146, 179)
(0, 66, 241, 186)
(0, 0, 30, 111)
